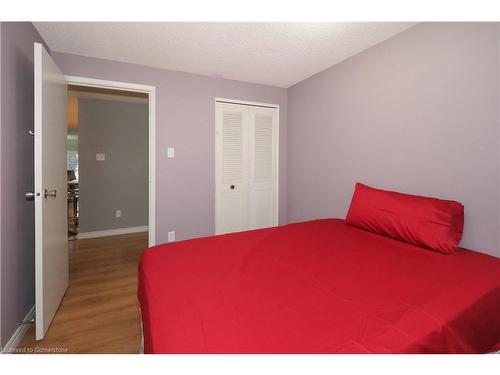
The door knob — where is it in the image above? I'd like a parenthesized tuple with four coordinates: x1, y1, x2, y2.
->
(43, 189, 57, 199)
(230, 185, 235, 190)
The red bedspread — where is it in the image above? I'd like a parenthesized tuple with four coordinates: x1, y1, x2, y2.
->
(138, 219, 500, 353)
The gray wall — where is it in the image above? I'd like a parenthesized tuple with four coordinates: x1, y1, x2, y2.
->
(0, 22, 48, 346)
(78, 99, 148, 232)
(53, 52, 288, 244)
(287, 23, 500, 257)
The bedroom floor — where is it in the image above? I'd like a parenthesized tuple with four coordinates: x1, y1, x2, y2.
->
(17, 232, 148, 354)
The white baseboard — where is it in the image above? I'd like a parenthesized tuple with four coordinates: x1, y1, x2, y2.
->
(77, 226, 148, 240)
(2, 305, 35, 354)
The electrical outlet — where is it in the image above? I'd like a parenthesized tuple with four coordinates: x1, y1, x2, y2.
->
(168, 231, 175, 242)
(96, 153, 105, 161)
(167, 147, 175, 158)
(115, 209, 122, 218)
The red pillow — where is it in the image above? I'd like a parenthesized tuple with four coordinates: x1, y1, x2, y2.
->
(345, 183, 464, 254)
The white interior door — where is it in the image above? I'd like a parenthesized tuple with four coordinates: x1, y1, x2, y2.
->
(215, 101, 278, 235)
(34, 42, 69, 340)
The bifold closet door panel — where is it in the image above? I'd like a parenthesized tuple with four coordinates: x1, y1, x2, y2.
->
(215, 102, 249, 234)
(248, 107, 278, 230)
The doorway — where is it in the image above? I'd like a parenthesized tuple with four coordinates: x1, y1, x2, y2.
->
(66, 85, 150, 242)
(65, 76, 156, 247)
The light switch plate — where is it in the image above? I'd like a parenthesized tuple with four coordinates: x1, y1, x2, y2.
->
(167, 147, 175, 158)
(96, 153, 105, 161)
(115, 209, 122, 218)
(168, 231, 175, 242)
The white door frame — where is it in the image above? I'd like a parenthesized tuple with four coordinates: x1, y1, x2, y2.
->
(65, 75, 156, 247)
(214, 97, 280, 231)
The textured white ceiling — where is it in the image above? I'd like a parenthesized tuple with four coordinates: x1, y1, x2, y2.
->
(34, 22, 416, 88)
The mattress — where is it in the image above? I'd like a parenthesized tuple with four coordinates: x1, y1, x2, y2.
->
(138, 219, 500, 353)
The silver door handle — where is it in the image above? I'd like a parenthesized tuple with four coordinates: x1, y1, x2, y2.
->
(25, 191, 40, 200)
(44, 189, 57, 199)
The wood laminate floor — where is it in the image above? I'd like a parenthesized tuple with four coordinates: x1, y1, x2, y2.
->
(17, 232, 148, 354)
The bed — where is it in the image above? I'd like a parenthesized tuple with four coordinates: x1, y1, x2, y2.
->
(138, 184, 500, 354)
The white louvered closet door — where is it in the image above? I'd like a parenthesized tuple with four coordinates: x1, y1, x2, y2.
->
(248, 107, 278, 230)
(215, 101, 278, 235)
(215, 103, 249, 234)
